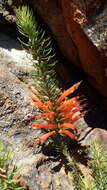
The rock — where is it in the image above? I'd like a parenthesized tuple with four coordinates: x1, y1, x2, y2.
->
(84, 4, 107, 55)
(60, 0, 107, 97)
(81, 128, 107, 149)
(25, 0, 107, 97)
(0, 0, 17, 37)
(70, 0, 106, 17)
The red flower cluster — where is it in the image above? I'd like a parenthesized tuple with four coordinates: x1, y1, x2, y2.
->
(30, 82, 84, 145)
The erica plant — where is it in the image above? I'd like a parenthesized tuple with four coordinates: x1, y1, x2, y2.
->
(72, 142, 107, 190)
(16, 6, 85, 154)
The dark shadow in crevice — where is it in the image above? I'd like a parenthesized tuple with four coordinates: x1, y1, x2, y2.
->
(70, 80, 107, 131)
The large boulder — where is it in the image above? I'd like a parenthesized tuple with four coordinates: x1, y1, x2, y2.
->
(60, 0, 107, 97)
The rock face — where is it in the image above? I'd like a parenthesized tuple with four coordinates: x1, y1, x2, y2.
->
(81, 128, 107, 149)
(60, 0, 107, 97)
(71, 0, 106, 17)
(27, 0, 107, 97)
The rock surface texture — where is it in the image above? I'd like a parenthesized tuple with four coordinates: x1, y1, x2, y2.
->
(60, 0, 107, 97)
(27, 0, 107, 97)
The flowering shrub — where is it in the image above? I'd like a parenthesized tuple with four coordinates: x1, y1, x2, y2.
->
(16, 6, 85, 152)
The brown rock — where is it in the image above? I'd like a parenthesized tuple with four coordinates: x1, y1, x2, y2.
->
(81, 128, 107, 148)
(60, 0, 107, 97)
(25, 0, 107, 97)
(70, 0, 106, 17)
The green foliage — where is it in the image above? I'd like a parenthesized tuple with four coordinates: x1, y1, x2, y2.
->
(89, 142, 107, 190)
(79, 176, 96, 190)
(71, 159, 83, 190)
(16, 6, 85, 161)
(72, 142, 107, 190)
(0, 140, 25, 190)
(16, 6, 60, 103)
(0, 140, 11, 169)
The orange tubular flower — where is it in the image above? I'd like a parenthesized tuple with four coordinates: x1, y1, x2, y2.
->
(71, 113, 84, 123)
(42, 101, 53, 112)
(31, 94, 52, 112)
(59, 102, 79, 113)
(38, 131, 56, 144)
(31, 102, 49, 112)
(57, 97, 79, 111)
(59, 129, 77, 140)
(63, 107, 81, 120)
(44, 101, 52, 108)
(60, 123, 77, 130)
(30, 94, 42, 103)
(34, 112, 54, 120)
(56, 82, 80, 104)
(32, 123, 57, 129)
(30, 85, 40, 97)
